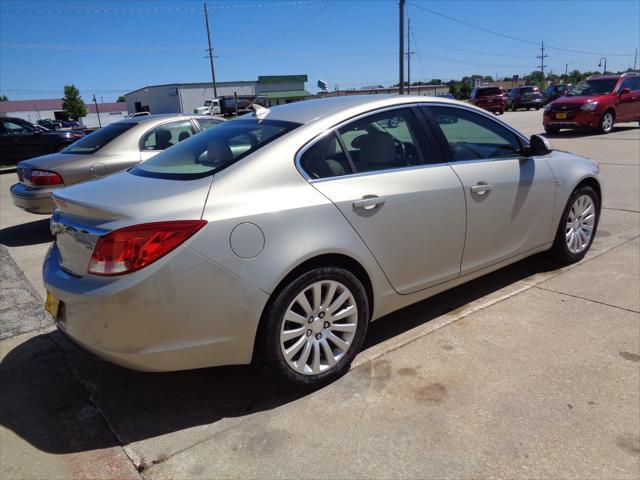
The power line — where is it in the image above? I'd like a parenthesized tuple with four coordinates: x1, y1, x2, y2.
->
(406, 1, 635, 58)
(537, 41, 548, 84)
(0, 1, 326, 15)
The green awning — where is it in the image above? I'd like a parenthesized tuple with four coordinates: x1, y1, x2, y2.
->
(260, 90, 312, 100)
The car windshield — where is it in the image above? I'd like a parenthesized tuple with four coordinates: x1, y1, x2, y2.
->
(63, 123, 135, 154)
(567, 79, 618, 96)
(478, 88, 502, 96)
(131, 118, 300, 180)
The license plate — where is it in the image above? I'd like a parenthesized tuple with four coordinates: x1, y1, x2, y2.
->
(45, 292, 60, 319)
(556, 112, 567, 119)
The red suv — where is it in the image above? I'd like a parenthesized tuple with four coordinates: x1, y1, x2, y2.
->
(469, 86, 506, 115)
(543, 72, 640, 134)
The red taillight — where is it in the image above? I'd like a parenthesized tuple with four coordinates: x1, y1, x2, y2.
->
(30, 170, 63, 186)
(87, 220, 207, 276)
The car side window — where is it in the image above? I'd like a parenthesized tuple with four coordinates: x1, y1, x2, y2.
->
(141, 120, 195, 151)
(425, 106, 522, 161)
(196, 118, 223, 131)
(337, 108, 428, 172)
(3, 120, 34, 135)
(619, 77, 638, 91)
(300, 132, 352, 179)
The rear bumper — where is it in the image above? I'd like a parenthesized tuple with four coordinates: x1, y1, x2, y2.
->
(43, 243, 269, 372)
(513, 99, 543, 108)
(10, 183, 58, 214)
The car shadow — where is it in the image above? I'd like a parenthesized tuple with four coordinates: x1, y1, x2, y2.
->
(0, 252, 563, 456)
(0, 219, 52, 247)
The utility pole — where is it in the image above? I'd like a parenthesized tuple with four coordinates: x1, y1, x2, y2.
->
(536, 41, 548, 88)
(204, 2, 218, 99)
(406, 17, 414, 94)
(633, 48, 637, 70)
(399, 0, 405, 95)
(565, 63, 568, 76)
(92, 94, 102, 128)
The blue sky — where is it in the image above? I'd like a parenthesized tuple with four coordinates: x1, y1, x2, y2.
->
(1, 0, 638, 101)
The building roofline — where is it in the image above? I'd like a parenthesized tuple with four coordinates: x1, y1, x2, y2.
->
(124, 81, 257, 97)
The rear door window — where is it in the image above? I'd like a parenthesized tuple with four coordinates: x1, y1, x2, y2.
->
(141, 120, 195, 151)
(300, 133, 352, 179)
(337, 108, 428, 172)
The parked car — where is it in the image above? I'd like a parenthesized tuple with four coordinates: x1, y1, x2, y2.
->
(43, 95, 601, 389)
(126, 112, 150, 118)
(60, 120, 81, 128)
(10, 114, 224, 214)
(469, 86, 505, 114)
(543, 72, 640, 134)
(37, 118, 63, 130)
(543, 84, 573, 104)
(0, 117, 84, 166)
(506, 86, 544, 111)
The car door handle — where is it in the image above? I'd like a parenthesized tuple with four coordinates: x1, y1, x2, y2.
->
(353, 196, 385, 210)
(470, 183, 492, 195)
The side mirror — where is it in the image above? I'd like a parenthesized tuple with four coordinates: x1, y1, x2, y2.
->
(527, 134, 553, 156)
(619, 87, 631, 96)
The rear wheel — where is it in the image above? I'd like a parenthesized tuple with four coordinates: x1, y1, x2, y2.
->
(549, 185, 599, 263)
(598, 111, 615, 134)
(256, 267, 369, 390)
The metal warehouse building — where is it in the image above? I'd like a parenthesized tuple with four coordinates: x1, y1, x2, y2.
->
(124, 75, 312, 115)
(0, 99, 128, 128)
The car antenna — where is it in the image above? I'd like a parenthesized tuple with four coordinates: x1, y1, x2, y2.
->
(251, 104, 270, 120)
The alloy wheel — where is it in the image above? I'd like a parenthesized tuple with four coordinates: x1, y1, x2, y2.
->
(565, 194, 596, 254)
(279, 280, 358, 375)
(601, 112, 614, 133)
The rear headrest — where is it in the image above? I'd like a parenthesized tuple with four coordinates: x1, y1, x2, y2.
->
(207, 140, 233, 164)
(155, 129, 172, 146)
(359, 131, 395, 164)
(178, 131, 191, 142)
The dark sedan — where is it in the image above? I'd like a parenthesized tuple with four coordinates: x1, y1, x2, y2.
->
(506, 86, 544, 111)
(0, 117, 84, 165)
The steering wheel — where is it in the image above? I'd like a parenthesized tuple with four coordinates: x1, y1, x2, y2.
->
(392, 138, 406, 165)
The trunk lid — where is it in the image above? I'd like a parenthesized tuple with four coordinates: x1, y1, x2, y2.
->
(51, 170, 212, 276)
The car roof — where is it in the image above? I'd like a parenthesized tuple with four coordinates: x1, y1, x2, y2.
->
(245, 94, 460, 125)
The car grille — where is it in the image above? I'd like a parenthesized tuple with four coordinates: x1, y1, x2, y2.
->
(551, 103, 580, 112)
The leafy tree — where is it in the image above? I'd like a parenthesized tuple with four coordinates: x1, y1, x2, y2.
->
(482, 75, 494, 82)
(427, 79, 442, 85)
(0, 95, 8, 101)
(449, 83, 459, 99)
(117, 95, 126, 102)
(62, 85, 88, 120)
(458, 82, 471, 99)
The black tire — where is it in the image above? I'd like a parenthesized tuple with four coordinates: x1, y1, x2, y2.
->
(544, 126, 559, 134)
(549, 185, 599, 264)
(255, 267, 369, 390)
(535, 106, 541, 111)
(598, 110, 615, 134)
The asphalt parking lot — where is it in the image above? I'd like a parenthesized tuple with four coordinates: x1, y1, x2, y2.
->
(0, 109, 638, 479)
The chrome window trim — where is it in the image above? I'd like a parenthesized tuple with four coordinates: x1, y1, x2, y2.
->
(294, 101, 531, 183)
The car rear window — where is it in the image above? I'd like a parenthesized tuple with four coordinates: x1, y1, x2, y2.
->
(131, 118, 300, 180)
(63, 123, 135, 154)
(478, 87, 502, 96)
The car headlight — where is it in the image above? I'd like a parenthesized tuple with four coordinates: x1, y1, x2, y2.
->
(580, 101, 598, 111)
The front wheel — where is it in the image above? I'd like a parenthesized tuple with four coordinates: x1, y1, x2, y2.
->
(598, 111, 615, 134)
(549, 185, 599, 263)
(256, 267, 369, 390)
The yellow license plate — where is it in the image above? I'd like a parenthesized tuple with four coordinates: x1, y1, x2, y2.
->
(556, 112, 567, 119)
(45, 292, 60, 319)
